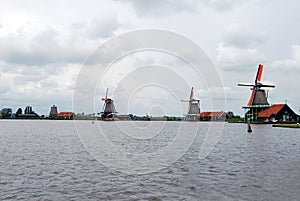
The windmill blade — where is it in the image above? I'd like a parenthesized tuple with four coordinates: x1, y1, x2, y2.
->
(260, 84, 275, 88)
(247, 90, 255, 106)
(255, 64, 263, 83)
(105, 88, 108, 99)
(190, 87, 195, 100)
(102, 102, 106, 112)
(238, 82, 254, 87)
(191, 98, 200, 101)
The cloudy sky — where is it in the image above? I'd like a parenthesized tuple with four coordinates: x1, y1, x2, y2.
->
(0, 0, 299, 116)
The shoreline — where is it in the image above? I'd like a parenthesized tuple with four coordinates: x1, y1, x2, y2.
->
(272, 124, 300, 128)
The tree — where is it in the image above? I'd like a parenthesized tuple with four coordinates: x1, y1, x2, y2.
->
(227, 111, 234, 119)
(227, 111, 241, 119)
(16, 108, 22, 117)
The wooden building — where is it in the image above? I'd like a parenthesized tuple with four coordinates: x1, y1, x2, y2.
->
(56, 112, 75, 120)
(199, 111, 228, 121)
(257, 104, 299, 123)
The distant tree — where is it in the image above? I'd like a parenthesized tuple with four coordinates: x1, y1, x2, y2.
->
(129, 114, 134, 119)
(227, 111, 234, 119)
(227, 111, 242, 119)
(16, 108, 22, 117)
(1, 108, 12, 119)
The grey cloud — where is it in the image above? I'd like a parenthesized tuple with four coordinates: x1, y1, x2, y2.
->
(0, 24, 90, 66)
(223, 24, 269, 48)
(0, 63, 78, 115)
(270, 45, 300, 72)
(217, 25, 270, 71)
(1, 65, 55, 87)
(203, 0, 248, 10)
(87, 17, 119, 39)
(116, 0, 198, 16)
(117, 0, 253, 16)
(0, 16, 122, 66)
(39, 79, 59, 89)
(69, 22, 86, 31)
(13, 67, 51, 85)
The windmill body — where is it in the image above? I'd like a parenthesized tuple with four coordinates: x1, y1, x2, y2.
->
(101, 88, 118, 120)
(181, 87, 201, 121)
(250, 89, 269, 106)
(238, 64, 275, 121)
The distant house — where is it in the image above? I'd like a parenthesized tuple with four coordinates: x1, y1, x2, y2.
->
(117, 114, 131, 121)
(257, 104, 299, 123)
(56, 112, 75, 120)
(199, 111, 228, 121)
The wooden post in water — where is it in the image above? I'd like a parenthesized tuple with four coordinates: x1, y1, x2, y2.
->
(247, 119, 252, 133)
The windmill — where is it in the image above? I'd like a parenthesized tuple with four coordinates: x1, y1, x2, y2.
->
(181, 87, 201, 121)
(101, 88, 117, 120)
(238, 64, 275, 121)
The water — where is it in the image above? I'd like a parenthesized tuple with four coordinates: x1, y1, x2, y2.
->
(0, 120, 299, 200)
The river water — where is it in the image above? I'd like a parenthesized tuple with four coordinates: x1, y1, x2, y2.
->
(0, 120, 299, 200)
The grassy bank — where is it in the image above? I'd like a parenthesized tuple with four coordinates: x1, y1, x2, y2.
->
(226, 118, 245, 123)
(272, 124, 300, 128)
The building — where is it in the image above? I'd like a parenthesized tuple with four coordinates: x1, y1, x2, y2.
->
(16, 106, 39, 119)
(117, 114, 131, 121)
(100, 88, 118, 120)
(181, 87, 201, 121)
(257, 104, 299, 123)
(49, 105, 58, 118)
(199, 111, 228, 121)
(24, 106, 33, 114)
(56, 112, 75, 120)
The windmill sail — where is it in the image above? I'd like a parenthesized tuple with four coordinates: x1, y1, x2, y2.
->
(255, 64, 263, 83)
(190, 87, 195, 100)
(247, 90, 255, 106)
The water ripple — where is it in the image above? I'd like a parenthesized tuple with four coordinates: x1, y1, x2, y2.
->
(0, 120, 299, 200)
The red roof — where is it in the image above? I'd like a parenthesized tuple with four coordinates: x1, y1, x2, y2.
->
(56, 112, 74, 117)
(199, 112, 225, 117)
(258, 104, 285, 118)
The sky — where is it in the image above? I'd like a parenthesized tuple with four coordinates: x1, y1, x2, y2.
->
(0, 0, 299, 116)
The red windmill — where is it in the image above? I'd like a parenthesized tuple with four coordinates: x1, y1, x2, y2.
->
(238, 64, 275, 106)
(238, 64, 275, 121)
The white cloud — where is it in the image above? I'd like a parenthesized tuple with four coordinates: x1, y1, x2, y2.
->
(270, 45, 300, 72)
(216, 43, 268, 70)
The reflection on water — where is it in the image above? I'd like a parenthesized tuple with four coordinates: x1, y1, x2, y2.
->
(0, 120, 299, 200)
